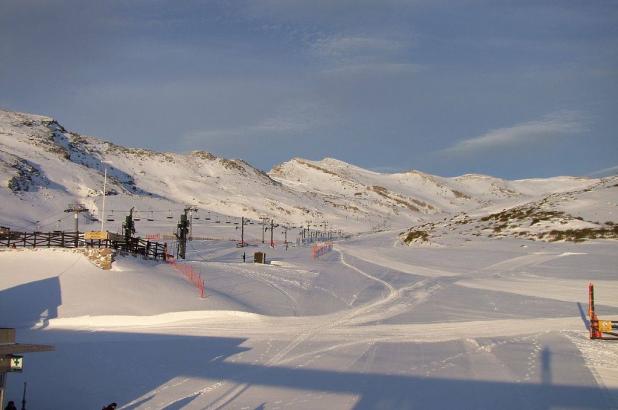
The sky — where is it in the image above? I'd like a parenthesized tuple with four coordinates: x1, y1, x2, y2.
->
(1, 0, 617, 179)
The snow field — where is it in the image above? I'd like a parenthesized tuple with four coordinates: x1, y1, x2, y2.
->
(1, 231, 617, 409)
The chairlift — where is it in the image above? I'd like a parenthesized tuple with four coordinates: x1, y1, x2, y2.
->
(194, 216, 200, 220)
(225, 221, 231, 224)
(215, 220, 221, 224)
(205, 217, 211, 220)
(147, 211, 154, 222)
(166, 210, 173, 220)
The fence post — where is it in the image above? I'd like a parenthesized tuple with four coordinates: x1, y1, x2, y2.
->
(23, 232, 26, 247)
(33, 231, 37, 248)
(61, 231, 65, 247)
(47, 232, 51, 248)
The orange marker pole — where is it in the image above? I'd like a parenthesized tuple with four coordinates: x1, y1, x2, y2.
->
(589, 282, 602, 339)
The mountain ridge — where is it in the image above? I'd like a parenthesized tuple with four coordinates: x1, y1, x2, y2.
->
(0, 108, 601, 234)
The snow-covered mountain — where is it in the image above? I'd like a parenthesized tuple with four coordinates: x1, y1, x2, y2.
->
(0, 108, 601, 234)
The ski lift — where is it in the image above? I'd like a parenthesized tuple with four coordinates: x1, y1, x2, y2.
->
(194, 216, 200, 220)
(166, 210, 173, 220)
(205, 217, 211, 220)
(107, 211, 115, 222)
(225, 221, 231, 224)
(147, 211, 154, 222)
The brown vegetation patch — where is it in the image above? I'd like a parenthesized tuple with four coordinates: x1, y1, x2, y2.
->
(403, 230, 429, 244)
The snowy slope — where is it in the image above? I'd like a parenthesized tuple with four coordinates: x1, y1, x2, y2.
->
(0, 108, 601, 237)
(1, 108, 617, 408)
(401, 176, 618, 246)
(1, 230, 617, 408)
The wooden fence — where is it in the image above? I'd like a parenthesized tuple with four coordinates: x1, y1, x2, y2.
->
(0, 228, 167, 261)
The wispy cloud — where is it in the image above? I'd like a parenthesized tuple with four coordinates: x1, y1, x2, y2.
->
(441, 111, 587, 156)
(181, 101, 330, 146)
(312, 36, 405, 58)
(310, 33, 420, 78)
(320, 62, 423, 77)
(587, 164, 618, 177)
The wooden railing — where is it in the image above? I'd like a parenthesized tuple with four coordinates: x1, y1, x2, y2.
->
(0, 228, 167, 261)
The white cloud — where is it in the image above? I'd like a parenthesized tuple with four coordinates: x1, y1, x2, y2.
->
(441, 111, 587, 156)
(312, 36, 404, 58)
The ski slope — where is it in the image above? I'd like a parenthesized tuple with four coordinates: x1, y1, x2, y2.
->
(0, 108, 601, 235)
(1, 231, 617, 409)
(1, 107, 617, 409)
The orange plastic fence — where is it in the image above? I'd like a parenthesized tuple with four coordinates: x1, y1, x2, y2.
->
(167, 258, 206, 298)
(311, 242, 333, 259)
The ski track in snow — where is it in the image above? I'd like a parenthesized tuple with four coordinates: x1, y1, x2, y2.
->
(3, 236, 617, 409)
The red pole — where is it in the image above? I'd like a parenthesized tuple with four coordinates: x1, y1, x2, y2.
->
(589, 282, 602, 339)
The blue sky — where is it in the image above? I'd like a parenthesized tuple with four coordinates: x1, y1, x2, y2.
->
(1, 0, 617, 178)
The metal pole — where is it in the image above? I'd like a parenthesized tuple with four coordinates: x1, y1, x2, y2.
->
(189, 209, 193, 241)
(21, 381, 26, 410)
(270, 219, 274, 248)
(0, 371, 5, 409)
(241, 217, 244, 246)
(101, 168, 107, 232)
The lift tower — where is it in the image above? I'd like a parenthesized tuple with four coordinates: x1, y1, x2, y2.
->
(176, 208, 190, 259)
(123, 207, 136, 249)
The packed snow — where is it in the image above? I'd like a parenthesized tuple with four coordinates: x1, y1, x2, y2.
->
(0, 109, 617, 409)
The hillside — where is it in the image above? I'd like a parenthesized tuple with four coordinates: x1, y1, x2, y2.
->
(0, 108, 600, 236)
(401, 176, 618, 246)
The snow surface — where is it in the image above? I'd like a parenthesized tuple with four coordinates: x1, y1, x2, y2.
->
(0, 108, 602, 236)
(1, 108, 617, 409)
(1, 232, 617, 409)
